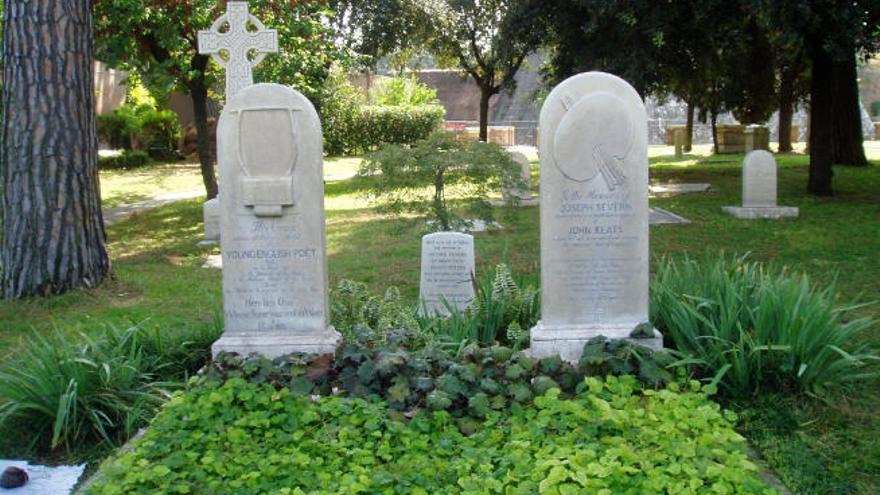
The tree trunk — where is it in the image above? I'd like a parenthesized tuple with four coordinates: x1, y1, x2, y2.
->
(685, 100, 694, 152)
(807, 40, 834, 196)
(710, 111, 719, 154)
(478, 87, 492, 142)
(1, 0, 110, 298)
(778, 65, 795, 153)
(830, 52, 867, 166)
(189, 74, 219, 200)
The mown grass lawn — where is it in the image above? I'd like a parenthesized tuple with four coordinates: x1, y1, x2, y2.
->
(1, 144, 878, 493)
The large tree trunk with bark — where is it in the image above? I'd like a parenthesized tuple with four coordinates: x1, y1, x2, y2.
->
(830, 52, 868, 166)
(188, 61, 218, 200)
(807, 40, 835, 196)
(685, 100, 694, 152)
(1, 0, 110, 298)
(778, 65, 795, 153)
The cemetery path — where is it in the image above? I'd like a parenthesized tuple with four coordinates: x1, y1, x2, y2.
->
(102, 189, 204, 225)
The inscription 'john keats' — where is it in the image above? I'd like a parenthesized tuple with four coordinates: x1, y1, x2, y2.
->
(419, 232, 476, 317)
(212, 83, 340, 358)
(530, 72, 662, 362)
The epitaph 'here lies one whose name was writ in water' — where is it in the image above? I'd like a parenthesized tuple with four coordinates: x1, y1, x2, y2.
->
(211, 83, 340, 358)
(418, 232, 476, 317)
(529, 72, 662, 362)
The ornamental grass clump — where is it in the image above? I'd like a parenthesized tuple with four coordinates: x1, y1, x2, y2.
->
(651, 253, 879, 398)
(0, 325, 174, 452)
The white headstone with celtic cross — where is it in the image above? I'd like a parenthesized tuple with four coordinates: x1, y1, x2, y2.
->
(198, 2, 278, 244)
(198, 1, 278, 100)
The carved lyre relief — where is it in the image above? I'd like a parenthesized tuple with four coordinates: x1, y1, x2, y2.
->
(235, 106, 301, 217)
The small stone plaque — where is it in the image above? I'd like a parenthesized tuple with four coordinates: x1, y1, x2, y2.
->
(418, 232, 476, 317)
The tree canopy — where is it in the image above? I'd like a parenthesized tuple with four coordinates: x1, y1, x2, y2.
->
(93, 1, 347, 198)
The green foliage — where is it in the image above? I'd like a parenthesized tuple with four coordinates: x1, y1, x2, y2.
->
(208, 329, 673, 422)
(370, 75, 438, 106)
(361, 131, 520, 230)
(872, 101, 880, 117)
(0, 325, 172, 452)
(98, 150, 151, 171)
(417, 263, 539, 346)
(94, 1, 344, 102)
(97, 112, 139, 150)
(651, 253, 880, 398)
(319, 67, 445, 156)
(87, 376, 775, 494)
(329, 279, 420, 343)
(96, 103, 181, 157)
(318, 65, 367, 156)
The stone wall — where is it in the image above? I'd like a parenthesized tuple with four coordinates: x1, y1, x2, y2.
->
(859, 58, 880, 119)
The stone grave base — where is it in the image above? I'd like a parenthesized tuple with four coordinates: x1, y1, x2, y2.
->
(649, 183, 712, 195)
(649, 207, 690, 224)
(489, 197, 540, 207)
(212, 329, 341, 359)
(528, 321, 664, 363)
(722, 206, 799, 219)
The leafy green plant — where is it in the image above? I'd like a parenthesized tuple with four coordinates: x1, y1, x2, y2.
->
(96, 103, 181, 158)
(319, 66, 444, 155)
(0, 325, 173, 452)
(360, 130, 522, 231)
(370, 75, 438, 106)
(208, 331, 673, 421)
(651, 253, 879, 398)
(86, 376, 776, 494)
(416, 263, 539, 347)
(98, 150, 150, 170)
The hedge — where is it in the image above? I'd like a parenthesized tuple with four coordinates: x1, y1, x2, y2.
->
(324, 104, 445, 156)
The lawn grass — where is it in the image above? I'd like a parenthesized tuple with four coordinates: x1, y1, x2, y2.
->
(1, 144, 879, 492)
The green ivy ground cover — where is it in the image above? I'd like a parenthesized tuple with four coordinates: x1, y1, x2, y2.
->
(87, 376, 776, 494)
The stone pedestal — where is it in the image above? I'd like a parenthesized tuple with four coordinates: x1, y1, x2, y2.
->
(529, 72, 662, 363)
(201, 197, 220, 244)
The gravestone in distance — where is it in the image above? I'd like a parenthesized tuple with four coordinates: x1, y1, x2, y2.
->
(722, 150, 799, 219)
(198, 2, 279, 244)
(529, 72, 662, 362)
(418, 232, 476, 317)
(673, 127, 684, 158)
(212, 83, 340, 358)
(501, 151, 537, 205)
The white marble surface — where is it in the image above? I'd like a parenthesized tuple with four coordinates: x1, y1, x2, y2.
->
(0, 461, 84, 494)
(418, 232, 476, 317)
(213, 83, 339, 358)
(530, 72, 661, 360)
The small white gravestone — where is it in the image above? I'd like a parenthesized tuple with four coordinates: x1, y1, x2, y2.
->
(529, 72, 662, 362)
(722, 150, 799, 219)
(673, 127, 684, 158)
(212, 83, 340, 358)
(198, 2, 278, 244)
(501, 151, 535, 203)
(418, 232, 476, 317)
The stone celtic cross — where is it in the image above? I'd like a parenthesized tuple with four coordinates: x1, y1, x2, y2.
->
(198, 2, 278, 100)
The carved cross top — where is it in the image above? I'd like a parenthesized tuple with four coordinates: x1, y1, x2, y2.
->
(198, 2, 278, 100)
